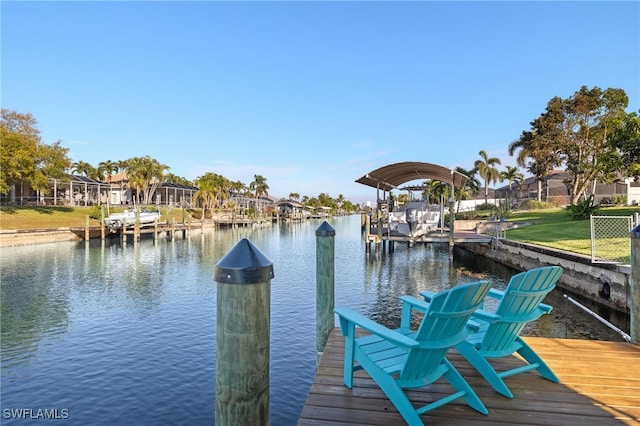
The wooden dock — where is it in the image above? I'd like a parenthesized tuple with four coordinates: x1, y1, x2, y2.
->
(299, 329, 639, 425)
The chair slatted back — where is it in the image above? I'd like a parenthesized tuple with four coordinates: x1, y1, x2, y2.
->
(481, 266, 563, 353)
(400, 280, 492, 381)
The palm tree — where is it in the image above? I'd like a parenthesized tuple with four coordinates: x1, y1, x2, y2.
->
(250, 174, 269, 198)
(508, 129, 561, 202)
(98, 160, 119, 208)
(193, 173, 216, 219)
(124, 157, 146, 206)
(289, 192, 300, 202)
(500, 166, 524, 202)
(474, 150, 502, 204)
(71, 160, 94, 177)
(123, 156, 168, 205)
(456, 166, 480, 197)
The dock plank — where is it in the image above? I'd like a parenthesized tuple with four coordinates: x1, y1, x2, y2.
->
(299, 329, 640, 425)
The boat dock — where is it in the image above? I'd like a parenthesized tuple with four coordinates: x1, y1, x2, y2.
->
(365, 228, 493, 253)
(298, 328, 639, 425)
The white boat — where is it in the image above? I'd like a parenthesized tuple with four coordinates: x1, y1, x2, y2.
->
(104, 209, 161, 232)
(388, 201, 441, 238)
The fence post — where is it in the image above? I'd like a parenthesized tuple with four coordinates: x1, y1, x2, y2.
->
(630, 225, 640, 345)
(214, 238, 274, 425)
(316, 221, 335, 366)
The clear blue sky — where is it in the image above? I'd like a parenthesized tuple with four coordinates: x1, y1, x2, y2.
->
(2, 1, 638, 203)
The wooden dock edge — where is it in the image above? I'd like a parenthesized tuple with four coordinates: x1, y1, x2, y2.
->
(298, 328, 640, 426)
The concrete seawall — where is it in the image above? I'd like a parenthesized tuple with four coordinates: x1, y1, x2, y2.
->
(458, 238, 631, 314)
(0, 228, 84, 246)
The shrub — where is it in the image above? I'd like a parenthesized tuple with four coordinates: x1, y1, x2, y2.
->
(88, 205, 104, 220)
(611, 194, 628, 206)
(476, 202, 495, 211)
(566, 195, 599, 220)
(524, 200, 557, 210)
(493, 200, 511, 220)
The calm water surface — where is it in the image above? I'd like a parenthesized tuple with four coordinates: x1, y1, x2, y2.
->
(0, 215, 626, 425)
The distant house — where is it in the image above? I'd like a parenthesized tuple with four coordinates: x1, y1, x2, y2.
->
(1, 172, 198, 207)
(2, 175, 109, 206)
(493, 170, 640, 206)
(277, 199, 310, 220)
(105, 172, 197, 206)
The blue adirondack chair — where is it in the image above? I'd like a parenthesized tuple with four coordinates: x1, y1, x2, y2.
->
(422, 266, 563, 399)
(334, 280, 493, 426)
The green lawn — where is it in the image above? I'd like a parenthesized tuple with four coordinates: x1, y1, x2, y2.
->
(0, 206, 197, 230)
(504, 206, 639, 261)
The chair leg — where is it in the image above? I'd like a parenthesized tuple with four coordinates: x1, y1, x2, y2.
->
(515, 338, 559, 383)
(442, 359, 488, 415)
(356, 353, 424, 426)
(456, 342, 514, 398)
(343, 332, 355, 389)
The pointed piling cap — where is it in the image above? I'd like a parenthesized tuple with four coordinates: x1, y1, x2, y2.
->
(315, 221, 335, 237)
(214, 238, 274, 284)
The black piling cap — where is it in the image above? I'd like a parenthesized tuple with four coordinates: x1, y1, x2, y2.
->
(214, 238, 274, 284)
(315, 221, 335, 237)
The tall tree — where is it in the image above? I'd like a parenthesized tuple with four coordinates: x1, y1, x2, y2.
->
(516, 86, 629, 204)
(99, 160, 119, 183)
(500, 166, 524, 201)
(289, 192, 300, 201)
(250, 174, 269, 198)
(611, 110, 640, 181)
(508, 127, 561, 202)
(124, 156, 169, 205)
(193, 173, 217, 219)
(71, 160, 95, 177)
(164, 173, 192, 186)
(455, 166, 480, 200)
(474, 150, 501, 204)
(0, 109, 71, 195)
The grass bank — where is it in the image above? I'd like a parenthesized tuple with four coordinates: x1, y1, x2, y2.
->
(504, 206, 639, 261)
(0, 206, 197, 230)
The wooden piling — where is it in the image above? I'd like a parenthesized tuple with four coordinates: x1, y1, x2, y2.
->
(214, 238, 274, 426)
(364, 214, 371, 254)
(134, 211, 140, 242)
(315, 221, 335, 366)
(100, 206, 105, 240)
(84, 215, 90, 241)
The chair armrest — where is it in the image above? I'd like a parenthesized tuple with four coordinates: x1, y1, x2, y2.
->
(469, 308, 501, 324)
(539, 303, 553, 313)
(487, 288, 505, 299)
(466, 319, 482, 332)
(419, 290, 435, 302)
(334, 307, 419, 349)
(399, 296, 430, 328)
(399, 295, 430, 312)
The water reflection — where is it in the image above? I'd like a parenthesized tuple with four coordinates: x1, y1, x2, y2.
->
(1, 244, 71, 374)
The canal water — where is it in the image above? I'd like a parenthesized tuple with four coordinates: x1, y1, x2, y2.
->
(0, 215, 627, 425)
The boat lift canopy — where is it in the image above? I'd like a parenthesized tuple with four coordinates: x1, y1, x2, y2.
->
(355, 161, 468, 192)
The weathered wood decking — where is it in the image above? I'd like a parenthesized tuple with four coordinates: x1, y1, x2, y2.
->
(299, 329, 639, 425)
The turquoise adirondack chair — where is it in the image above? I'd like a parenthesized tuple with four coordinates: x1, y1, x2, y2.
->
(422, 266, 563, 399)
(334, 280, 493, 426)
